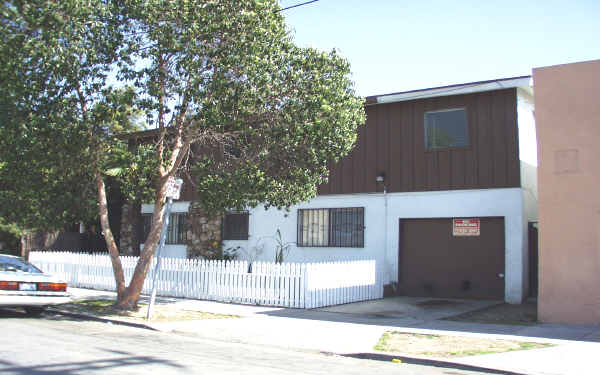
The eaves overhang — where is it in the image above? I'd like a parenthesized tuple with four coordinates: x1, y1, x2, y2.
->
(366, 76, 533, 106)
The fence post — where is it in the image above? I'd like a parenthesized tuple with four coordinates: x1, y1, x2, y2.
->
(302, 263, 309, 309)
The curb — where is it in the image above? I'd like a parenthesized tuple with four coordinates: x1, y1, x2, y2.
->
(335, 352, 527, 375)
(44, 307, 537, 375)
(47, 307, 164, 332)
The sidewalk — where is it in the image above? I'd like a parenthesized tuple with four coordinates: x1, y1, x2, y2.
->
(61, 288, 600, 375)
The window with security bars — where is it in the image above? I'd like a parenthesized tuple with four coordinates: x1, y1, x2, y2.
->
(223, 212, 249, 240)
(141, 213, 188, 245)
(297, 207, 364, 247)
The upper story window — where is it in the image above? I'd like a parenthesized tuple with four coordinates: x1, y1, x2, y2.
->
(297, 207, 364, 248)
(141, 212, 188, 245)
(424, 108, 469, 150)
(223, 212, 249, 240)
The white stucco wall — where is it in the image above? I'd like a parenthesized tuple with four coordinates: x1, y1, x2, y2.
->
(140, 202, 190, 258)
(517, 87, 539, 297)
(517, 88, 539, 225)
(517, 88, 538, 167)
(223, 187, 527, 303)
(521, 162, 539, 222)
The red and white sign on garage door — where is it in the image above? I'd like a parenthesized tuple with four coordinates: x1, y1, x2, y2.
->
(453, 218, 480, 236)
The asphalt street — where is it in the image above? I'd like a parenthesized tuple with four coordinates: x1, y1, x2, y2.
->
(0, 308, 506, 375)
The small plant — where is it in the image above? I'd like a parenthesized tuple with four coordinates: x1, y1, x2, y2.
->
(231, 240, 264, 264)
(273, 229, 294, 264)
(222, 246, 241, 261)
(233, 241, 265, 273)
(225, 229, 293, 264)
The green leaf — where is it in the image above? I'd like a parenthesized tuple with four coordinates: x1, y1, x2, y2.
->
(104, 168, 124, 177)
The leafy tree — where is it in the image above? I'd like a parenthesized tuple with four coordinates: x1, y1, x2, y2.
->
(0, 91, 98, 232)
(1, 0, 365, 310)
(0, 220, 22, 255)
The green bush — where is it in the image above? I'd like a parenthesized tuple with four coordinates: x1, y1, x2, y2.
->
(0, 228, 20, 255)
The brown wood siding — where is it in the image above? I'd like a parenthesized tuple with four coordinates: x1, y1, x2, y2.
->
(180, 174, 201, 202)
(353, 120, 366, 193)
(319, 88, 520, 194)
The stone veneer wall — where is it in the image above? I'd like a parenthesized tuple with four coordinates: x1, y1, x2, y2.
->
(119, 201, 221, 259)
(185, 201, 223, 259)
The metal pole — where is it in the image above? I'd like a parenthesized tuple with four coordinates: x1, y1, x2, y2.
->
(383, 184, 388, 294)
(146, 197, 173, 320)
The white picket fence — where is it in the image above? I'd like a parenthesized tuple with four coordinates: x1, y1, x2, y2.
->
(29, 251, 383, 309)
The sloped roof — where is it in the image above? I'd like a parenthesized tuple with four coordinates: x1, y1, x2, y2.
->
(366, 76, 532, 105)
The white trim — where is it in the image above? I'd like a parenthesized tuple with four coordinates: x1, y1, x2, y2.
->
(140, 244, 187, 258)
(425, 107, 466, 114)
(375, 77, 532, 104)
(517, 88, 538, 166)
(141, 201, 190, 214)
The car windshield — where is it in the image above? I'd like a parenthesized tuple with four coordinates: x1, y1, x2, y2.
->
(0, 255, 43, 273)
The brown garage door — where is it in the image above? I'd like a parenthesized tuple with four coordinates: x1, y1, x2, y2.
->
(398, 218, 505, 299)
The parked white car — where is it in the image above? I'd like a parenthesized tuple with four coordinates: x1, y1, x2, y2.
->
(0, 254, 71, 315)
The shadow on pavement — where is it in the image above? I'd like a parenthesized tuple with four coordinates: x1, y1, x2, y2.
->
(338, 352, 526, 375)
(0, 349, 185, 375)
(0, 308, 31, 318)
(71, 293, 183, 307)
(0, 308, 86, 322)
(258, 307, 600, 343)
(0, 307, 152, 331)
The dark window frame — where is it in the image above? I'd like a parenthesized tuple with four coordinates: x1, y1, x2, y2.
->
(141, 212, 188, 245)
(424, 107, 470, 151)
(223, 212, 249, 240)
(297, 207, 364, 248)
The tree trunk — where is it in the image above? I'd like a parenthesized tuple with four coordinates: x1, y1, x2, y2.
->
(112, 119, 188, 310)
(113, 177, 169, 310)
(20, 235, 27, 260)
(96, 172, 126, 297)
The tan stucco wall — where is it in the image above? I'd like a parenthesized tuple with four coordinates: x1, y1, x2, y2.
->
(534, 59, 600, 324)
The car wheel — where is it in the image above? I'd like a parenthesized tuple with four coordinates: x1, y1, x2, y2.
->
(24, 307, 45, 316)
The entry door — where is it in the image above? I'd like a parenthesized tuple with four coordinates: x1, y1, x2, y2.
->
(398, 218, 505, 299)
(528, 222, 538, 297)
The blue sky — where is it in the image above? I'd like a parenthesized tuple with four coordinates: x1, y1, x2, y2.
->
(280, 0, 600, 96)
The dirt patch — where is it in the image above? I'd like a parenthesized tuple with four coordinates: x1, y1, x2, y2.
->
(55, 299, 240, 323)
(444, 301, 537, 325)
(374, 331, 553, 358)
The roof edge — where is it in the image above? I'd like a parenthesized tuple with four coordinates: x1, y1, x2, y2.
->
(366, 76, 532, 105)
